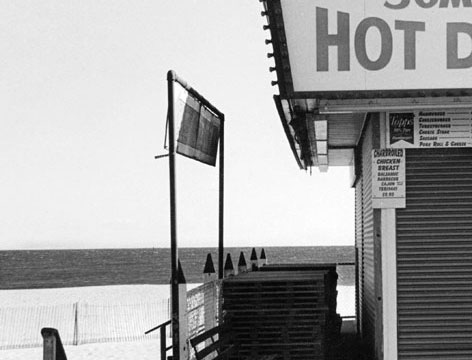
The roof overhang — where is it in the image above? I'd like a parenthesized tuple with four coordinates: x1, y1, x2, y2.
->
(261, 0, 472, 171)
(274, 95, 366, 171)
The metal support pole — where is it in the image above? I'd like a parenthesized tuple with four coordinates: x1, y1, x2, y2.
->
(167, 70, 180, 360)
(218, 115, 225, 279)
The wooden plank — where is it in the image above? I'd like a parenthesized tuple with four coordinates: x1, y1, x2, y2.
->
(232, 324, 322, 332)
(224, 304, 329, 312)
(228, 314, 328, 322)
(224, 292, 326, 298)
(224, 295, 327, 301)
(223, 275, 327, 284)
(223, 290, 326, 297)
(189, 325, 223, 347)
(195, 340, 222, 360)
(224, 281, 326, 288)
(227, 306, 328, 312)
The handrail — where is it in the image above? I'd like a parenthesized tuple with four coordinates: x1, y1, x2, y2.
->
(145, 320, 172, 360)
(145, 319, 171, 335)
(41, 328, 67, 360)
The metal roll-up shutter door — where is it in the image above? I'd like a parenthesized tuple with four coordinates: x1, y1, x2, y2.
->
(397, 148, 472, 359)
(359, 119, 376, 349)
(355, 175, 363, 335)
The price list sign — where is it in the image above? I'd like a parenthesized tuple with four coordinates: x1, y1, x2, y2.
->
(372, 149, 406, 209)
(387, 110, 472, 149)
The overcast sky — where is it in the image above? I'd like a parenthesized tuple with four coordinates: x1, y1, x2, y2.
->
(1, 0, 354, 250)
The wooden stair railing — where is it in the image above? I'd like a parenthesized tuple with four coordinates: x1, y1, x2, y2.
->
(145, 319, 172, 360)
(41, 327, 68, 360)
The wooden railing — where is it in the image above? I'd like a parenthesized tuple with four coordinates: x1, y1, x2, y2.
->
(41, 327, 68, 360)
(145, 319, 172, 360)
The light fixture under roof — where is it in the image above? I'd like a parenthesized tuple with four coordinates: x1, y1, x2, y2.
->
(314, 118, 328, 141)
(313, 116, 328, 172)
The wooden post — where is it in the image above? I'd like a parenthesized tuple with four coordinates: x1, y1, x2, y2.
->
(203, 282, 219, 343)
(41, 328, 67, 360)
(224, 253, 234, 277)
(203, 253, 216, 283)
(160, 326, 167, 360)
(177, 261, 189, 360)
(203, 252, 218, 333)
(379, 112, 398, 359)
(73, 302, 79, 345)
(42, 329, 56, 360)
(238, 252, 247, 274)
(250, 248, 258, 271)
(260, 248, 267, 266)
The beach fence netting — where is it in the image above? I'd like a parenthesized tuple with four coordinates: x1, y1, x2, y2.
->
(0, 281, 222, 350)
(0, 299, 170, 349)
(78, 300, 170, 344)
(0, 303, 76, 349)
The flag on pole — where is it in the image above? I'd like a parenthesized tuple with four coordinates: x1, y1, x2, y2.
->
(173, 84, 221, 166)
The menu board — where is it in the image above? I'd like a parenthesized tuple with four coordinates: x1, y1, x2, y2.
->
(372, 149, 406, 209)
(387, 110, 472, 148)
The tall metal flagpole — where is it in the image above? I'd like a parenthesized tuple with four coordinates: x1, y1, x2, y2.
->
(167, 70, 180, 360)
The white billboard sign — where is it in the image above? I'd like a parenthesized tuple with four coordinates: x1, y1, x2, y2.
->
(387, 109, 472, 148)
(280, 0, 472, 92)
(372, 149, 406, 209)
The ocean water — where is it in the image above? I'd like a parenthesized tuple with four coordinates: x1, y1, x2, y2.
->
(0, 246, 354, 289)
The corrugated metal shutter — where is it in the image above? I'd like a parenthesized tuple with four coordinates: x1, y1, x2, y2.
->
(361, 121, 376, 346)
(397, 148, 472, 359)
(355, 174, 363, 335)
(355, 119, 378, 356)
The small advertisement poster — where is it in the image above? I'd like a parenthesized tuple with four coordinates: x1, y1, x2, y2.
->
(387, 110, 472, 148)
(372, 149, 406, 209)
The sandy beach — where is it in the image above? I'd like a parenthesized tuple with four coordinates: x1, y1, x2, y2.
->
(1, 339, 161, 360)
(0, 284, 355, 359)
(0, 284, 173, 307)
(0, 285, 175, 353)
